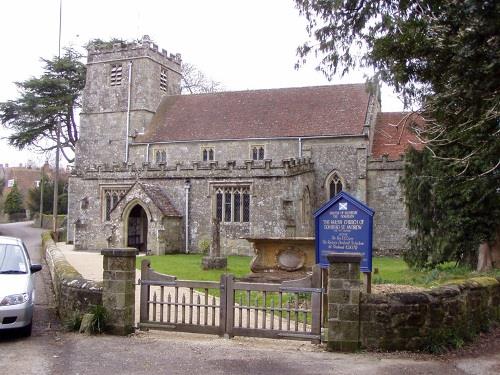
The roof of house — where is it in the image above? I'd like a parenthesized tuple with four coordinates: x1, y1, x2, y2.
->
(136, 84, 372, 143)
(2, 168, 42, 199)
(372, 112, 422, 159)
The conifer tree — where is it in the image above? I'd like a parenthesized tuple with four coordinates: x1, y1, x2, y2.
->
(4, 183, 24, 214)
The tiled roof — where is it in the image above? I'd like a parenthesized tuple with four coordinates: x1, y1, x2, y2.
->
(2, 168, 42, 200)
(136, 84, 371, 142)
(372, 112, 423, 159)
(139, 183, 181, 217)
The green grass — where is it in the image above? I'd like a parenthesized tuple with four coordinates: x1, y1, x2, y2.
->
(373, 257, 500, 287)
(137, 254, 499, 288)
(136, 253, 251, 281)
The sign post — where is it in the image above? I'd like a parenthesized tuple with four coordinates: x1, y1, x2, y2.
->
(314, 191, 375, 292)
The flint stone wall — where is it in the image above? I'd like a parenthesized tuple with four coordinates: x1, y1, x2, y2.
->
(43, 233, 102, 320)
(359, 277, 500, 351)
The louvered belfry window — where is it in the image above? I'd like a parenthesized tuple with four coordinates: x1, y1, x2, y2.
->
(160, 68, 168, 92)
(110, 64, 123, 86)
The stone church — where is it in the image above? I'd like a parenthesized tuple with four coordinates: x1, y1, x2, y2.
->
(68, 36, 416, 256)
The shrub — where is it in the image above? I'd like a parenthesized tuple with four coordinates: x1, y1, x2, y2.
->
(64, 311, 83, 332)
(198, 239, 211, 254)
(89, 305, 108, 334)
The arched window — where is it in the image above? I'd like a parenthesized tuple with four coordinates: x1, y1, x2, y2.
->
(105, 193, 112, 221)
(251, 145, 265, 160)
(155, 151, 161, 164)
(325, 171, 344, 200)
(112, 192, 119, 209)
(259, 147, 264, 160)
(161, 151, 166, 163)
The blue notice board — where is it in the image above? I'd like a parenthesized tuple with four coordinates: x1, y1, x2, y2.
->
(314, 191, 375, 272)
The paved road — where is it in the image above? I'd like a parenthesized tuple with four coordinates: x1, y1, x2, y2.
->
(0, 222, 499, 375)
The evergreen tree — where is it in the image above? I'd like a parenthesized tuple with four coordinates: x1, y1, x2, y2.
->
(0, 48, 86, 163)
(4, 183, 24, 214)
(294, 0, 500, 268)
(27, 176, 67, 215)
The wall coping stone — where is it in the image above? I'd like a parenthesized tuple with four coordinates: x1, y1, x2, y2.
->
(101, 248, 137, 257)
(327, 252, 362, 264)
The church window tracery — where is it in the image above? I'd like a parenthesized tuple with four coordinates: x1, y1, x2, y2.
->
(102, 187, 128, 221)
(251, 145, 265, 160)
(326, 172, 344, 200)
(214, 186, 250, 223)
(155, 150, 166, 164)
(202, 147, 215, 161)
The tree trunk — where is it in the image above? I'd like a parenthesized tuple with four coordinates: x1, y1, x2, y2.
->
(490, 227, 500, 269)
(477, 241, 492, 272)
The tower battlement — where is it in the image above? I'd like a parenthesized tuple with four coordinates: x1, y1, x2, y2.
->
(87, 35, 182, 67)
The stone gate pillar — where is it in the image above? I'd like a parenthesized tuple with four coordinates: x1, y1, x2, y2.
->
(101, 248, 136, 335)
(326, 252, 362, 352)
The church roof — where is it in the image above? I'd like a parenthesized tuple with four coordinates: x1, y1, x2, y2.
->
(372, 112, 422, 159)
(137, 84, 371, 142)
(139, 183, 181, 217)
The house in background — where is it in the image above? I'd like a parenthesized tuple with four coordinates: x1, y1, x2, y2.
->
(0, 161, 69, 220)
(68, 36, 419, 256)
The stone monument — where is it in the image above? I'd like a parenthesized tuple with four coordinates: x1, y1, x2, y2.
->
(201, 218, 227, 270)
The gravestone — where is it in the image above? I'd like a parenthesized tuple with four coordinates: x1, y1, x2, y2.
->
(202, 218, 227, 269)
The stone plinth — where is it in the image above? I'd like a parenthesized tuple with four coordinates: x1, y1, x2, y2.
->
(327, 252, 362, 352)
(101, 248, 136, 335)
(201, 256, 228, 270)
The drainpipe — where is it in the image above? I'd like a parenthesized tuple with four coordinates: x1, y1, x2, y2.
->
(184, 180, 191, 253)
(298, 137, 303, 158)
(145, 143, 150, 163)
(125, 61, 133, 163)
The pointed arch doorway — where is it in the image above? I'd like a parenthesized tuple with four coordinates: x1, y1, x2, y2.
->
(127, 204, 148, 252)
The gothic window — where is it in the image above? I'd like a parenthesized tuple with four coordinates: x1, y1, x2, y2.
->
(110, 64, 123, 86)
(105, 193, 112, 221)
(326, 172, 344, 200)
(160, 68, 168, 92)
(251, 145, 265, 160)
(214, 186, 250, 223)
(155, 150, 167, 164)
(102, 187, 129, 221)
(202, 147, 215, 161)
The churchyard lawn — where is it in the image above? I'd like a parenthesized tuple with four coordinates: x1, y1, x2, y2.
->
(136, 255, 500, 287)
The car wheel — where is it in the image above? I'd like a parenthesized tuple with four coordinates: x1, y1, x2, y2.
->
(20, 322, 32, 337)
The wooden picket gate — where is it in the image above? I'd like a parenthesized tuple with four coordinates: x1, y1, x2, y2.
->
(138, 259, 323, 342)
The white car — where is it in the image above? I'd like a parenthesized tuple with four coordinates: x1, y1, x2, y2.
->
(0, 236, 42, 336)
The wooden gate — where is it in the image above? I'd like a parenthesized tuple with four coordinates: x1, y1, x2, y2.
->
(138, 259, 323, 342)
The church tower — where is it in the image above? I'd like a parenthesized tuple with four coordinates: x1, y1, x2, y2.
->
(75, 36, 182, 168)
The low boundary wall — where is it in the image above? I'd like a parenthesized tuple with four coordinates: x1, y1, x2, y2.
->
(326, 254, 500, 351)
(42, 233, 102, 320)
(360, 277, 500, 351)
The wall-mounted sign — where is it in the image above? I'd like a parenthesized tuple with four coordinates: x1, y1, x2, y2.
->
(314, 191, 374, 272)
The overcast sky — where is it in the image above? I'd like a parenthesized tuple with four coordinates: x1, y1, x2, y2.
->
(0, 0, 404, 167)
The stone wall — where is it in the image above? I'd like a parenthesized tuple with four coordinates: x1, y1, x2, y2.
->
(367, 157, 408, 254)
(43, 233, 102, 320)
(360, 278, 500, 351)
(68, 158, 315, 255)
(76, 36, 181, 169)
